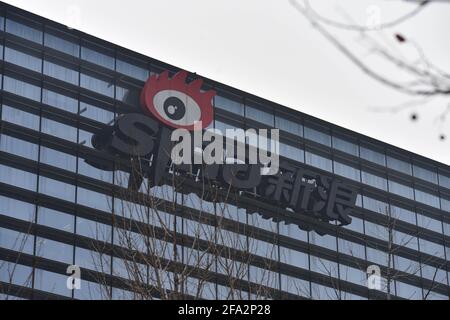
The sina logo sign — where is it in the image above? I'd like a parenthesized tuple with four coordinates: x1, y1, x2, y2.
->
(89, 70, 358, 231)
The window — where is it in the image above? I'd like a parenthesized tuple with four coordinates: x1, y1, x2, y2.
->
(366, 247, 388, 266)
(414, 189, 440, 209)
(419, 238, 445, 258)
(275, 116, 303, 136)
(0, 134, 39, 161)
(396, 281, 422, 299)
(78, 158, 113, 183)
(41, 117, 77, 142)
(81, 46, 115, 70)
(246, 105, 273, 126)
(360, 146, 385, 166)
(80, 73, 114, 97)
(42, 89, 78, 113)
(0, 164, 37, 191)
(363, 196, 389, 215)
(339, 264, 366, 286)
(75, 247, 111, 273)
(0, 227, 34, 254)
(116, 59, 149, 81)
(333, 161, 360, 182)
(34, 269, 72, 297)
(40, 146, 77, 172)
(0, 261, 33, 287)
(36, 237, 73, 264)
(394, 255, 420, 274)
(279, 247, 309, 269)
(310, 232, 337, 250)
(6, 19, 42, 43)
(0, 195, 35, 222)
(44, 32, 79, 56)
(393, 230, 418, 250)
(4, 46, 42, 72)
(74, 280, 106, 300)
(387, 155, 412, 175)
(1, 105, 40, 130)
(362, 171, 387, 191)
(388, 179, 414, 200)
(332, 136, 359, 156)
(3, 76, 41, 102)
(116, 85, 141, 106)
(342, 215, 364, 234)
(304, 127, 331, 147)
(77, 188, 112, 213)
(441, 197, 450, 212)
(390, 205, 416, 225)
(338, 238, 365, 259)
(279, 143, 304, 162)
(438, 173, 450, 189)
(280, 274, 310, 296)
(44, 60, 79, 85)
(413, 164, 438, 184)
(310, 257, 339, 278)
(79, 102, 114, 124)
(365, 220, 388, 241)
(421, 264, 447, 284)
(76, 217, 112, 242)
(305, 151, 332, 172)
(214, 95, 244, 116)
(417, 213, 442, 234)
(38, 176, 76, 202)
(37, 207, 74, 232)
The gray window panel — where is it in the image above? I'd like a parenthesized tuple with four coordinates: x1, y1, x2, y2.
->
(80, 73, 114, 97)
(413, 165, 438, 184)
(37, 206, 74, 232)
(3, 76, 41, 102)
(76, 217, 112, 243)
(333, 161, 360, 181)
(184, 193, 215, 214)
(0, 195, 35, 222)
(414, 189, 440, 209)
(214, 95, 244, 116)
(425, 291, 448, 300)
(421, 264, 448, 284)
(395, 281, 422, 299)
(305, 151, 332, 172)
(387, 156, 412, 175)
(80, 102, 115, 124)
(1, 105, 40, 130)
(444, 222, 450, 237)
(0, 164, 37, 191)
(388, 180, 414, 200)
(115, 85, 140, 106)
(279, 246, 309, 269)
(364, 220, 388, 241)
(74, 280, 106, 300)
(310, 232, 337, 250)
(362, 196, 389, 215)
(393, 230, 418, 250)
(275, 116, 303, 137)
(362, 171, 388, 191)
(360, 146, 386, 166)
(75, 247, 111, 274)
(78, 130, 94, 148)
(279, 222, 308, 241)
(342, 215, 364, 234)
(366, 247, 388, 266)
(332, 136, 359, 156)
(35, 237, 73, 264)
(246, 105, 273, 126)
(310, 256, 339, 278)
(280, 274, 310, 297)
(338, 238, 365, 260)
(77, 158, 113, 183)
(279, 143, 304, 162)
(41, 118, 78, 142)
(304, 127, 331, 147)
(34, 269, 72, 297)
(0, 134, 39, 161)
(0, 227, 34, 254)
(417, 214, 442, 234)
(81, 46, 115, 70)
(116, 59, 149, 81)
(111, 287, 136, 300)
(393, 255, 421, 275)
(441, 197, 450, 213)
(311, 282, 338, 300)
(419, 238, 445, 259)
(44, 60, 79, 85)
(438, 173, 450, 189)
(249, 265, 279, 290)
(390, 205, 416, 225)
(0, 261, 33, 287)
(76, 187, 112, 213)
(5, 19, 42, 44)
(42, 89, 78, 113)
(40, 146, 77, 172)
(4, 47, 42, 72)
(38, 176, 76, 202)
(44, 32, 79, 56)
(339, 264, 366, 287)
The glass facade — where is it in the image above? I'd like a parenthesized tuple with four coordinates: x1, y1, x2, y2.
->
(0, 3, 449, 301)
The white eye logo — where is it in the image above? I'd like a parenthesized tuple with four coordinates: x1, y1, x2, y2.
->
(140, 70, 216, 131)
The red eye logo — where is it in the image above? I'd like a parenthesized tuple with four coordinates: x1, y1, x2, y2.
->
(140, 70, 216, 131)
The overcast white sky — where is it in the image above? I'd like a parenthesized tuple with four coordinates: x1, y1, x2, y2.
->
(5, 0, 450, 165)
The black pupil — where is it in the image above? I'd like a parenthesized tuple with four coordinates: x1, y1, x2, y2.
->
(164, 97, 186, 121)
